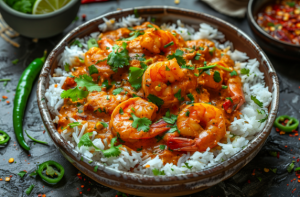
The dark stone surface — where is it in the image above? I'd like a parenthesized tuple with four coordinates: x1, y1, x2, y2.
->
(0, 0, 299, 196)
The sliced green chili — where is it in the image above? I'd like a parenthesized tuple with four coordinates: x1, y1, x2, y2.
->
(37, 160, 65, 184)
(87, 38, 98, 49)
(25, 130, 48, 145)
(274, 115, 299, 132)
(0, 130, 10, 145)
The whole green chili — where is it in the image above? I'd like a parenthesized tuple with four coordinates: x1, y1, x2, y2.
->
(274, 115, 299, 132)
(37, 160, 65, 184)
(13, 50, 47, 151)
(0, 130, 10, 145)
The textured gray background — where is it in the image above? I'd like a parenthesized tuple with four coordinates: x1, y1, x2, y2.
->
(0, 0, 300, 196)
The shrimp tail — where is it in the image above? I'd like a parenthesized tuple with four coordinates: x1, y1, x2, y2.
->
(167, 136, 198, 151)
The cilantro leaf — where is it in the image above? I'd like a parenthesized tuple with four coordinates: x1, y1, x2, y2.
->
(174, 89, 184, 102)
(107, 42, 130, 72)
(64, 63, 70, 72)
(230, 70, 237, 76)
(119, 30, 144, 41)
(183, 162, 193, 169)
(100, 122, 108, 128)
(152, 168, 165, 176)
(25, 184, 35, 195)
(117, 132, 125, 143)
(88, 65, 99, 75)
(222, 85, 228, 89)
(181, 64, 195, 70)
(194, 53, 201, 60)
(164, 41, 174, 48)
(155, 135, 162, 142)
(93, 166, 98, 172)
(167, 49, 186, 66)
(187, 93, 194, 102)
(101, 79, 112, 90)
(162, 110, 177, 124)
(101, 137, 122, 158)
(213, 71, 221, 83)
(75, 74, 102, 92)
(251, 95, 263, 108)
(119, 107, 124, 115)
(71, 39, 83, 48)
(128, 67, 144, 90)
(131, 113, 152, 132)
(18, 171, 27, 178)
(241, 68, 250, 76)
(112, 88, 123, 95)
(12, 0, 32, 14)
(226, 97, 233, 103)
(159, 144, 166, 150)
(147, 94, 164, 107)
(61, 87, 89, 101)
(78, 132, 99, 150)
(167, 125, 180, 134)
(185, 111, 190, 117)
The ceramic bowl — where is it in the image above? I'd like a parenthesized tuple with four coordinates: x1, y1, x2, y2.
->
(0, 0, 81, 38)
(247, 0, 300, 60)
(37, 6, 279, 197)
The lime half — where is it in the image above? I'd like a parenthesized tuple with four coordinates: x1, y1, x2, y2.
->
(32, 0, 71, 15)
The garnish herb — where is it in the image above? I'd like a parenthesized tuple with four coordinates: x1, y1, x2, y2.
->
(112, 88, 123, 95)
(159, 144, 166, 150)
(155, 135, 163, 142)
(241, 68, 250, 76)
(230, 70, 237, 76)
(187, 93, 194, 102)
(75, 74, 102, 92)
(71, 40, 83, 48)
(18, 171, 27, 178)
(137, 147, 143, 151)
(166, 66, 171, 71)
(101, 79, 112, 90)
(94, 166, 98, 172)
(185, 111, 190, 117)
(107, 42, 130, 72)
(162, 110, 177, 124)
(128, 67, 145, 90)
(119, 108, 124, 115)
(197, 64, 231, 72)
(152, 168, 165, 176)
(226, 97, 233, 103)
(209, 47, 216, 56)
(117, 132, 125, 143)
(87, 38, 98, 49)
(119, 30, 144, 41)
(167, 49, 186, 66)
(130, 113, 152, 132)
(25, 184, 35, 195)
(64, 63, 70, 72)
(221, 85, 228, 89)
(183, 162, 193, 169)
(88, 65, 98, 75)
(174, 89, 184, 102)
(213, 71, 221, 83)
(147, 94, 164, 107)
(101, 137, 122, 158)
(194, 53, 201, 60)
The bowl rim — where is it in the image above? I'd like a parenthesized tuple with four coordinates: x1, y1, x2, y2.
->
(247, 0, 300, 48)
(0, 0, 80, 19)
(37, 5, 279, 182)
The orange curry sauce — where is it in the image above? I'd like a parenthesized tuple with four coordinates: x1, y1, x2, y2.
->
(56, 22, 243, 165)
(256, 0, 300, 45)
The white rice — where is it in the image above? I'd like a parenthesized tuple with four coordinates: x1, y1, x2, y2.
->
(45, 15, 272, 176)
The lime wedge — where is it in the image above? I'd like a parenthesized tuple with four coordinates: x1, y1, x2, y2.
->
(32, 0, 71, 15)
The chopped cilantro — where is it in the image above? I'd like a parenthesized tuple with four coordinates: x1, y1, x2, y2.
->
(119, 30, 144, 41)
(181, 64, 195, 70)
(174, 89, 184, 102)
(71, 40, 83, 48)
(18, 171, 27, 178)
(162, 110, 177, 124)
(185, 111, 190, 117)
(152, 168, 165, 176)
(101, 137, 122, 158)
(222, 85, 228, 89)
(88, 65, 99, 75)
(213, 71, 221, 83)
(117, 132, 125, 143)
(61, 87, 89, 101)
(194, 53, 201, 60)
(78, 109, 83, 113)
(166, 66, 170, 71)
(183, 162, 193, 169)
(205, 69, 211, 75)
(119, 107, 124, 115)
(167, 49, 186, 66)
(64, 63, 70, 72)
(226, 97, 233, 103)
(137, 147, 143, 151)
(147, 24, 154, 28)
(251, 95, 263, 108)
(107, 42, 130, 72)
(93, 165, 98, 172)
(100, 122, 108, 128)
(78, 132, 100, 150)
(187, 93, 194, 102)
(75, 74, 102, 92)
(131, 113, 152, 132)
(159, 144, 166, 150)
(147, 94, 164, 107)
(209, 47, 216, 56)
(101, 79, 112, 90)
(241, 68, 250, 76)
(167, 125, 180, 134)
(230, 70, 237, 76)
(128, 67, 144, 90)
(112, 88, 123, 95)
(155, 135, 163, 142)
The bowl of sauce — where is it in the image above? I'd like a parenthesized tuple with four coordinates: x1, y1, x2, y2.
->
(248, 0, 300, 60)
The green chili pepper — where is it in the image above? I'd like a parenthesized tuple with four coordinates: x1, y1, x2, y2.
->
(13, 50, 47, 151)
(87, 38, 98, 49)
(0, 130, 10, 145)
(37, 160, 65, 184)
(25, 130, 48, 145)
(274, 115, 299, 132)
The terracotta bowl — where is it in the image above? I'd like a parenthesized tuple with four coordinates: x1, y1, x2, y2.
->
(247, 0, 300, 60)
(37, 6, 279, 197)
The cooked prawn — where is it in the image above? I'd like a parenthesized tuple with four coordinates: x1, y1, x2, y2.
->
(110, 98, 170, 141)
(142, 58, 196, 106)
(223, 76, 245, 113)
(167, 103, 226, 152)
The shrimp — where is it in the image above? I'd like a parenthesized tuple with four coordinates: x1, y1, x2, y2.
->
(110, 98, 170, 141)
(84, 47, 114, 79)
(223, 76, 245, 113)
(167, 103, 226, 152)
(142, 58, 197, 106)
(141, 28, 186, 54)
(84, 92, 129, 114)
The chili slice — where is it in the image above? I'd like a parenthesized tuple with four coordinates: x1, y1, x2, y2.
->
(0, 130, 10, 145)
(13, 50, 47, 151)
(37, 160, 65, 184)
(274, 115, 299, 132)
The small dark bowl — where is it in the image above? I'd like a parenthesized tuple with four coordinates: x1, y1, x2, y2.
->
(247, 0, 300, 60)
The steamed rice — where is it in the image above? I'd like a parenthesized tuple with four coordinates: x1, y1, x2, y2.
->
(46, 15, 272, 176)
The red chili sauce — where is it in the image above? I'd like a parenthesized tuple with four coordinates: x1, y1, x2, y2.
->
(256, 1, 300, 45)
